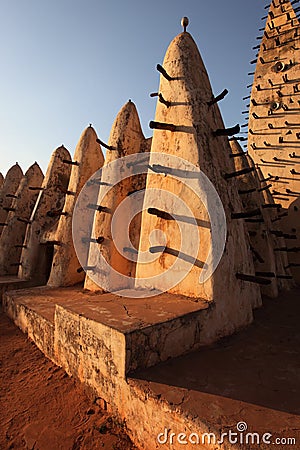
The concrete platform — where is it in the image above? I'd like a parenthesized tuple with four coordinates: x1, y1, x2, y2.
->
(2, 286, 300, 449)
(2, 286, 210, 374)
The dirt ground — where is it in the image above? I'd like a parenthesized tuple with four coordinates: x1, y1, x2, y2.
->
(0, 309, 137, 450)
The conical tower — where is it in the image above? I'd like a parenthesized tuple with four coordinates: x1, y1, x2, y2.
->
(0, 162, 44, 275)
(47, 126, 105, 287)
(19, 146, 71, 284)
(0, 163, 23, 237)
(135, 23, 261, 340)
(230, 138, 293, 297)
(84, 101, 151, 292)
(248, 0, 300, 282)
(255, 164, 294, 291)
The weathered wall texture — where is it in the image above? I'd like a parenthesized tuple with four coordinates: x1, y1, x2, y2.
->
(248, 0, 300, 282)
(47, 126, 105, 287)
(53, 304, 220, 450)
(0, 173, 4, 190)
(0, 163, 23, 238)
(85, 101, 151, 292)
(135, 32, 261, 342)
(0, 163, 44, 275)
(19, 146, 71, 284)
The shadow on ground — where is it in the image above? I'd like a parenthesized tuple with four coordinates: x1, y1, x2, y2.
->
(133, 288, 300, 416)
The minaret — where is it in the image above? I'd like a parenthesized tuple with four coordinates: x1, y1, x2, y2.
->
(19, 146, 71, 284)
(84, 101, 151, 292)
(0, 163, 23, 237)
(47, 126, 104, 287)
(135, 20, 261, 339)
(248, 0, 300, 282)
(0, 162, 44, 276)
(248, 0, 300, 198)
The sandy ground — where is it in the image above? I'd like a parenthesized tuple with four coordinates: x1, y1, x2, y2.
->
(0, 310, 137, 450)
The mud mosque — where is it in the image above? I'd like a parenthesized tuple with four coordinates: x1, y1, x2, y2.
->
(1, 1, 300, 449)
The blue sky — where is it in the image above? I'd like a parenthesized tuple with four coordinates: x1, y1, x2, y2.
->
(0, 0, 266, 176)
